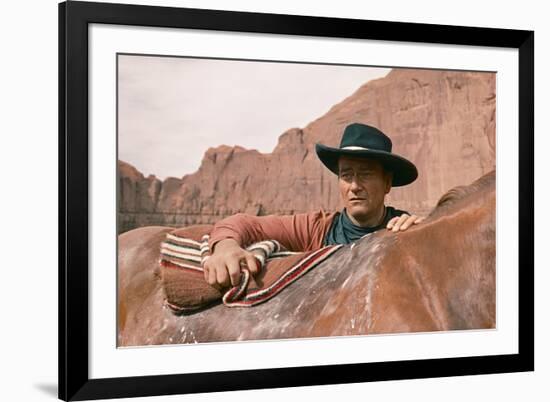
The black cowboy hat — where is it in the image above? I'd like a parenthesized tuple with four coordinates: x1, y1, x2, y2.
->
(315, 123, 418, 187)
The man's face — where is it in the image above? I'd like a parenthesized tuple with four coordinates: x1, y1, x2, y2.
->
(338, 156, 392, 226)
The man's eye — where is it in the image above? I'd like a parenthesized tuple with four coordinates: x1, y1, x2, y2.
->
(358, 172, 371, 180)
(340, 173, 352, 181)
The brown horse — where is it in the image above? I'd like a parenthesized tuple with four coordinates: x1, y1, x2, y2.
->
(118, 171, 495, 346)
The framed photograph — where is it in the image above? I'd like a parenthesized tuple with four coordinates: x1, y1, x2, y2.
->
(59, 0, 534, 400)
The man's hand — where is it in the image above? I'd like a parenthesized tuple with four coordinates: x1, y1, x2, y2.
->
(203, 238, 259, 289)
(386, 214, 425, 232)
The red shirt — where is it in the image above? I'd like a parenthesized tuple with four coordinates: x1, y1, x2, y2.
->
(209, 210, 338, 252)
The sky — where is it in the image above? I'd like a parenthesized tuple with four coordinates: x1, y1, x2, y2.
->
(118, 55, 390, 179)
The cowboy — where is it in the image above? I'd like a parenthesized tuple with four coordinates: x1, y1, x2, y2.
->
(204, 123, 423, 288)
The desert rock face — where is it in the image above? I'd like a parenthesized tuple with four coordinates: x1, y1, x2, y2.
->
(118, 68, 495, 233)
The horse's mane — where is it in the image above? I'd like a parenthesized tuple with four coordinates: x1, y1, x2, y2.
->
(430, 170, 495, 216)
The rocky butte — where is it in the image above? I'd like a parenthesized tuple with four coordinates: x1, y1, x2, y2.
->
(118, 68, 495, 233)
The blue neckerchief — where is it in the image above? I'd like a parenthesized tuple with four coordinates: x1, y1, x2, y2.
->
(323, 206, 405, 246)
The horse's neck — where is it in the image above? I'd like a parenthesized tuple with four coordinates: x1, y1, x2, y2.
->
(395, 191, 495, 329)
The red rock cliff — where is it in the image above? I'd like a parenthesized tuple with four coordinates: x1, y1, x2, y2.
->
(118, 68, 495, 232)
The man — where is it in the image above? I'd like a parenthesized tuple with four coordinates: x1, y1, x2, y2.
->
(204, 123, 423, 288)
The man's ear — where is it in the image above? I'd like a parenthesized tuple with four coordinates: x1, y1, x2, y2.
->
(385, 171, 393, 194)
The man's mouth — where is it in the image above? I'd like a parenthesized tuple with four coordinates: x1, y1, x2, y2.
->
(349, 197, 366, 201)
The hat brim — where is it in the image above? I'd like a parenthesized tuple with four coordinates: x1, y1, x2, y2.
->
(315, 143, 418, 187)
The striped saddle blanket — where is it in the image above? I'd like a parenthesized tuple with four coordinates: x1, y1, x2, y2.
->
(159, 225, 342, 313)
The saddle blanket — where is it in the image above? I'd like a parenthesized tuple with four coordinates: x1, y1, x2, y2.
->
(159, 225, 342, 313)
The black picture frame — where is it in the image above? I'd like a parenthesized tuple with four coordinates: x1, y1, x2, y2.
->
(59, 1, 534, 400)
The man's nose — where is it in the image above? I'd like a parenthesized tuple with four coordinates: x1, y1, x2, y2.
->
(349, 177, 362, 191)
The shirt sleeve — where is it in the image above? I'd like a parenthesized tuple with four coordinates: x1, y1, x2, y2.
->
(208, 210, 336, 252)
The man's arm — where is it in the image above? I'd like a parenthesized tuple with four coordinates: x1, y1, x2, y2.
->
(209, 212, 315, 252)
(204, 211, 335, 288)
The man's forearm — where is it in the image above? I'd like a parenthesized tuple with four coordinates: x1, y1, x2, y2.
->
(208, 210, 338, 252)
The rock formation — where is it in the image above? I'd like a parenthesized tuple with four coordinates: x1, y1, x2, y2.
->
(118, 68, 495, 233)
